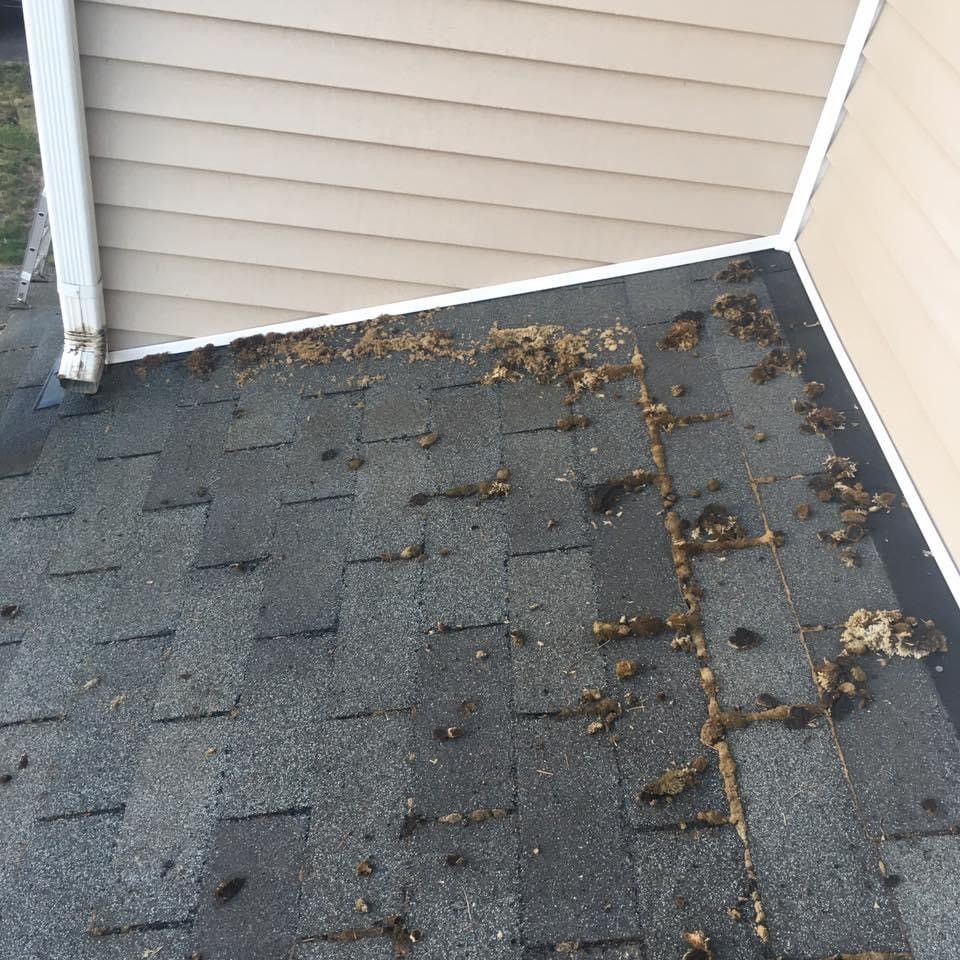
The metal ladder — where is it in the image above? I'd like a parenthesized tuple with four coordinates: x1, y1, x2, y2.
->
(12, 190, 52, 308)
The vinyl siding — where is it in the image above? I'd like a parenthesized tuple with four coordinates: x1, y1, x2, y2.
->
(799, 0, 960, 564)
(76, 0, 857, 345)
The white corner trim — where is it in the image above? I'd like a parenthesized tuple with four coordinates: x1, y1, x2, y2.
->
(22, 0, 106, 393)
(788, 242, 960, 605)
(777, 0, 883, 247)
(106, 235, 776, 364)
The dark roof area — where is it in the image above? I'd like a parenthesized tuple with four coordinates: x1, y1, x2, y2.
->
(0, 251, 958, 960)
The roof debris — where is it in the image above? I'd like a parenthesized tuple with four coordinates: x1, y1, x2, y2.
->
(589, 469, 656, 513)
(555, 414, 591, 432)
(319, 914, 421, 956)
(750, 347, 805, 385)
(841, 609, 947, 659)
(481, 324, 590, 383)
(690, 504, 745, 543)
(185, 343, 216, 379)
(381, 544, 424, 562)
(657, 311, 703, 352)
(794, 398, 846, 435)
(682, 929, 716, 960)
(813, 655, 870, 709)
(639, 757, 709, 802)
(213, 876, 246, 903)
(593, 615, 668, 642)
(712, 293, 782, 346)
(714, 258, 755, 283)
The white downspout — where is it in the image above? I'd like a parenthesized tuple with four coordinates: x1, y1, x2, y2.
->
(21, 0, 105, 393)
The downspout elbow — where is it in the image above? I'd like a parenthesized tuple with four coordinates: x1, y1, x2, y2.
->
(57, 280, 106, 393)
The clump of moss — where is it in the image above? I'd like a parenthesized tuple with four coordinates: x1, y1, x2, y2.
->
(813, 655, 870, 708)
(593, 615, 667, 643)
(576, 688, 623, 734)
(614, 658, 642, 680)
(381, 544, 424, 562)
(438, 467, 511, 501)
(750, 348, 805, 385)
(564, 356, 642, 402)
(639, 756, 709, 801)
(481, 324, 590, 383)
(185, 344, 217, 378)
(657, 311, 703, 352)
(714, 258, 755, 283)
(690, 504, 745, 543)
(682, 929, 716, 960)
(555, 414, 590, 432)
(793, 399, 846, 435)
(274, 329, 335, 366)
(695, 809, 728, 826)
(712, 293, 782, 346)
(841, 609, 947, 659)
(808, 456, 862, 503)
(345, 315, 472, 364)
(807, 457, 897, 566)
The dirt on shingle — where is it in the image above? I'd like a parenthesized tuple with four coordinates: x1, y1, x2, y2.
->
(588, 469, 656, 513)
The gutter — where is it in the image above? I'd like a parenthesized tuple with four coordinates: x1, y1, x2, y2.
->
(21, 0, 106, 393)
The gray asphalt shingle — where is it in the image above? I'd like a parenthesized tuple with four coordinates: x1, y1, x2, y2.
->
(0, 255, 956, 959)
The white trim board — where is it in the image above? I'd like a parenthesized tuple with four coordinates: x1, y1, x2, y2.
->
(788, 242, 960, 605)
(778, 0, 883, 244)
(106, 235, 775, 364)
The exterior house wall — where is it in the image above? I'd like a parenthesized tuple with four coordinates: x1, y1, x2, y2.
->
(799, 0, 960, 565)
(75, 0, 858, 350)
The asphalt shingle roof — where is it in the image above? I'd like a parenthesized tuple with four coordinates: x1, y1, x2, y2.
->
(0, 252, 958, 960)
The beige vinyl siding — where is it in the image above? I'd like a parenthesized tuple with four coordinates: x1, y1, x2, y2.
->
(76, 0, 856, 346)
(799, 0, 960, 564)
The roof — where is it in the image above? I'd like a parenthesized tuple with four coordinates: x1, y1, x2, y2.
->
(0, 250, 958, 959)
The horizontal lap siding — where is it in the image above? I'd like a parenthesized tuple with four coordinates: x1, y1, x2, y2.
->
(75, 0, 853, 345)
(799, 1, 960, 563)
(518, 1, 860, 44)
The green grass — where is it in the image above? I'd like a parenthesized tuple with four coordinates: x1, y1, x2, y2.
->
(0, 62, 42, 265)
